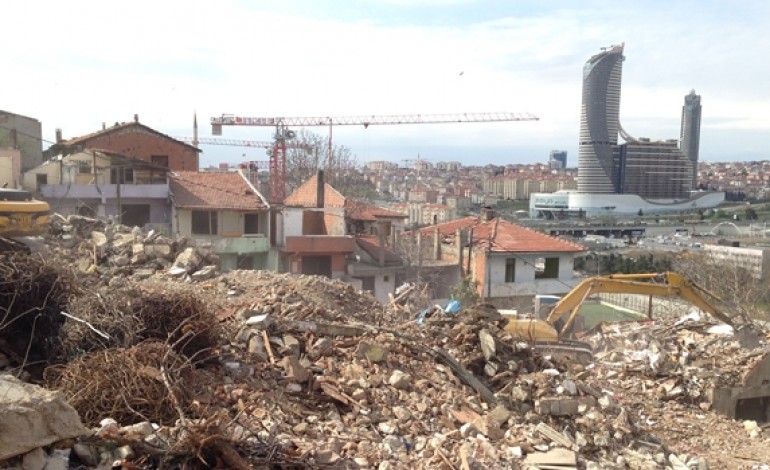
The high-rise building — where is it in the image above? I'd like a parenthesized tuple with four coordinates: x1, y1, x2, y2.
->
(577, 44, 625, 194)
(617, 139, 692, 199)
(680, 90, 702, 188)
(549, 150, 567, 170)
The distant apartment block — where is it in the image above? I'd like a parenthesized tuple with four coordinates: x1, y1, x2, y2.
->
(702, 244, 770, 280)
(365, 160, 399, 171)
(435, 161, 462, 172)
(483, 176, 576, 200)
(549, 150, 567, 170)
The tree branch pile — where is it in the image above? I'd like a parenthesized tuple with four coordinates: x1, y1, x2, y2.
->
(44, 340, 194, 427)
(57, 289, 139, 360)
(0, 253, 76, 365)
(131, 287, 222, 361)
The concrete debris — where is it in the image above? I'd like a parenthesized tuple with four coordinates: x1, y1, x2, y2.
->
(3, 221, 770, 467)
(0, 375, 88, 461)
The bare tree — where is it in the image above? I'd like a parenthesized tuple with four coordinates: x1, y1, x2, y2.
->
(673, 251, 770, 322)
(283, 129, 365, 196)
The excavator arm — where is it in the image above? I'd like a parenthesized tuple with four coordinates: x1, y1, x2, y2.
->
(546, 272, 734, 338)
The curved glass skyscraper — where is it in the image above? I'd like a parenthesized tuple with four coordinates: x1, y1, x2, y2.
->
(577, 44, 625, 193)
(681, 90, 702, 188)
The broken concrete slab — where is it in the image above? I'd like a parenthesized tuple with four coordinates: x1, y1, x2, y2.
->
(0, 375, 88, 460)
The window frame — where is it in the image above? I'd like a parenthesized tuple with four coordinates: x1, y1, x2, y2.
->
(191, 210, 218, 235)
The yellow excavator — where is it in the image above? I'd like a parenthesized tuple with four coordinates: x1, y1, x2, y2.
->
(504, 272, 743, 361)
(0, 188, 51, 252)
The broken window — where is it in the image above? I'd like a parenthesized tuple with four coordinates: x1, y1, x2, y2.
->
(191, 210, 218, 235)
(505, 258, 516, 283)
(244, 213, 260, 234)
(35, 174, 47, 191)
(110, 167, 134, 184)
(535, 257, 560, 279)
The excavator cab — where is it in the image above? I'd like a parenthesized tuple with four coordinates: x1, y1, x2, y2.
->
(0, 188, 50, 252)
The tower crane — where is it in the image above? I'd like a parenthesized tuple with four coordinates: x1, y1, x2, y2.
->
(211, 112, 539, 203)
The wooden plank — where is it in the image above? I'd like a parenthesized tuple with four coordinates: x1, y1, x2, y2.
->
(431, 347, 497, 406)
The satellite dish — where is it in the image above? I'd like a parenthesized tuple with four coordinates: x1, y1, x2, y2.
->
(285, 130, 296, 139)
(266, 149, 273, 156)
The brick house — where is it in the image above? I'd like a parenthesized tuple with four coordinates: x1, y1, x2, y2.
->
(169, 171, 273, 271)
(417, 209, 586, 311)
(50, 115, 199, 174)
(281, 171, 409, 303)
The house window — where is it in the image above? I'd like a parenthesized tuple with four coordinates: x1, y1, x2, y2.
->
(535, 257, 560, 279)
(505, 258, 516, 283)
(78, 162, 92, 174)
(121, 204, 151, 228)
(244, 213, 260, 234)
(35, 174, 47, 191)
(359, 276, 375, 292)
(191, 210, 218, 235)
(110, 168, 134, 184)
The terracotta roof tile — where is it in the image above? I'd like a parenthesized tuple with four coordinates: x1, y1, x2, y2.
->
(345, 200, 408, 221)
(285, 173, 345, 208)
(169, 171, 268, 210)
(418, 216, 585, 253)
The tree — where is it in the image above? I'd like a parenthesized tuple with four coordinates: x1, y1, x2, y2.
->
(673, 252, 769, 322)
(284, 129, 369, 197)
(450, 275, 480, 307)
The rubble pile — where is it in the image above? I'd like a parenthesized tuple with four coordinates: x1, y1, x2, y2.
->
(46, 214, 219, 286)
(221, 300, 702, 469)
(585, 317, 770, 467)
(211, 269, 386, 324)
(5, 239, 770, 467)
(588, 319, 766, 404)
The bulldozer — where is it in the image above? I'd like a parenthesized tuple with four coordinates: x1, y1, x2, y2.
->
(0, 188, 51, 252)
(504, 272, 751, 362)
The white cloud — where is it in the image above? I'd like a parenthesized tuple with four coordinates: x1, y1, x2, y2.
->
(3, 0, 769, 165)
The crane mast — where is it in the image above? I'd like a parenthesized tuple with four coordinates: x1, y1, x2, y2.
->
(211, 112, 539, 203)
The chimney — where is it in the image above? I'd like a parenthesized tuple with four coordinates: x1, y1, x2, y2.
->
(481, 206, 495, 222)
(133, 114, 139, 123)
(456, 228, 463, 266)
(433, 227, 441, 261)
(55, 128, 62, 143)
(316, 170, 325, 208)
(102, 122, 106, 130)
(379, 223, 386, 267)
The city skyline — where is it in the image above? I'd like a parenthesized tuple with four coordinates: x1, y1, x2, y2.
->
(3, 1, 769, 168)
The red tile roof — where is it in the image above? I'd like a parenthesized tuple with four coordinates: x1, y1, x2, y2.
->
(418, 216, 585, 253)
(60, 121, 200, 152)
(284, 173, 345, 208)
(345, 200, 407, 221)
(169, 171, 268, 210)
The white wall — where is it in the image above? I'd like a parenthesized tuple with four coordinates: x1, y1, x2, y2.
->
(283, 209, 304, 244)
(486, 253, 578, 297)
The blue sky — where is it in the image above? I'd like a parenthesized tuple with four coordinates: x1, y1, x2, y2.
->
(4, 0, 769, 168)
